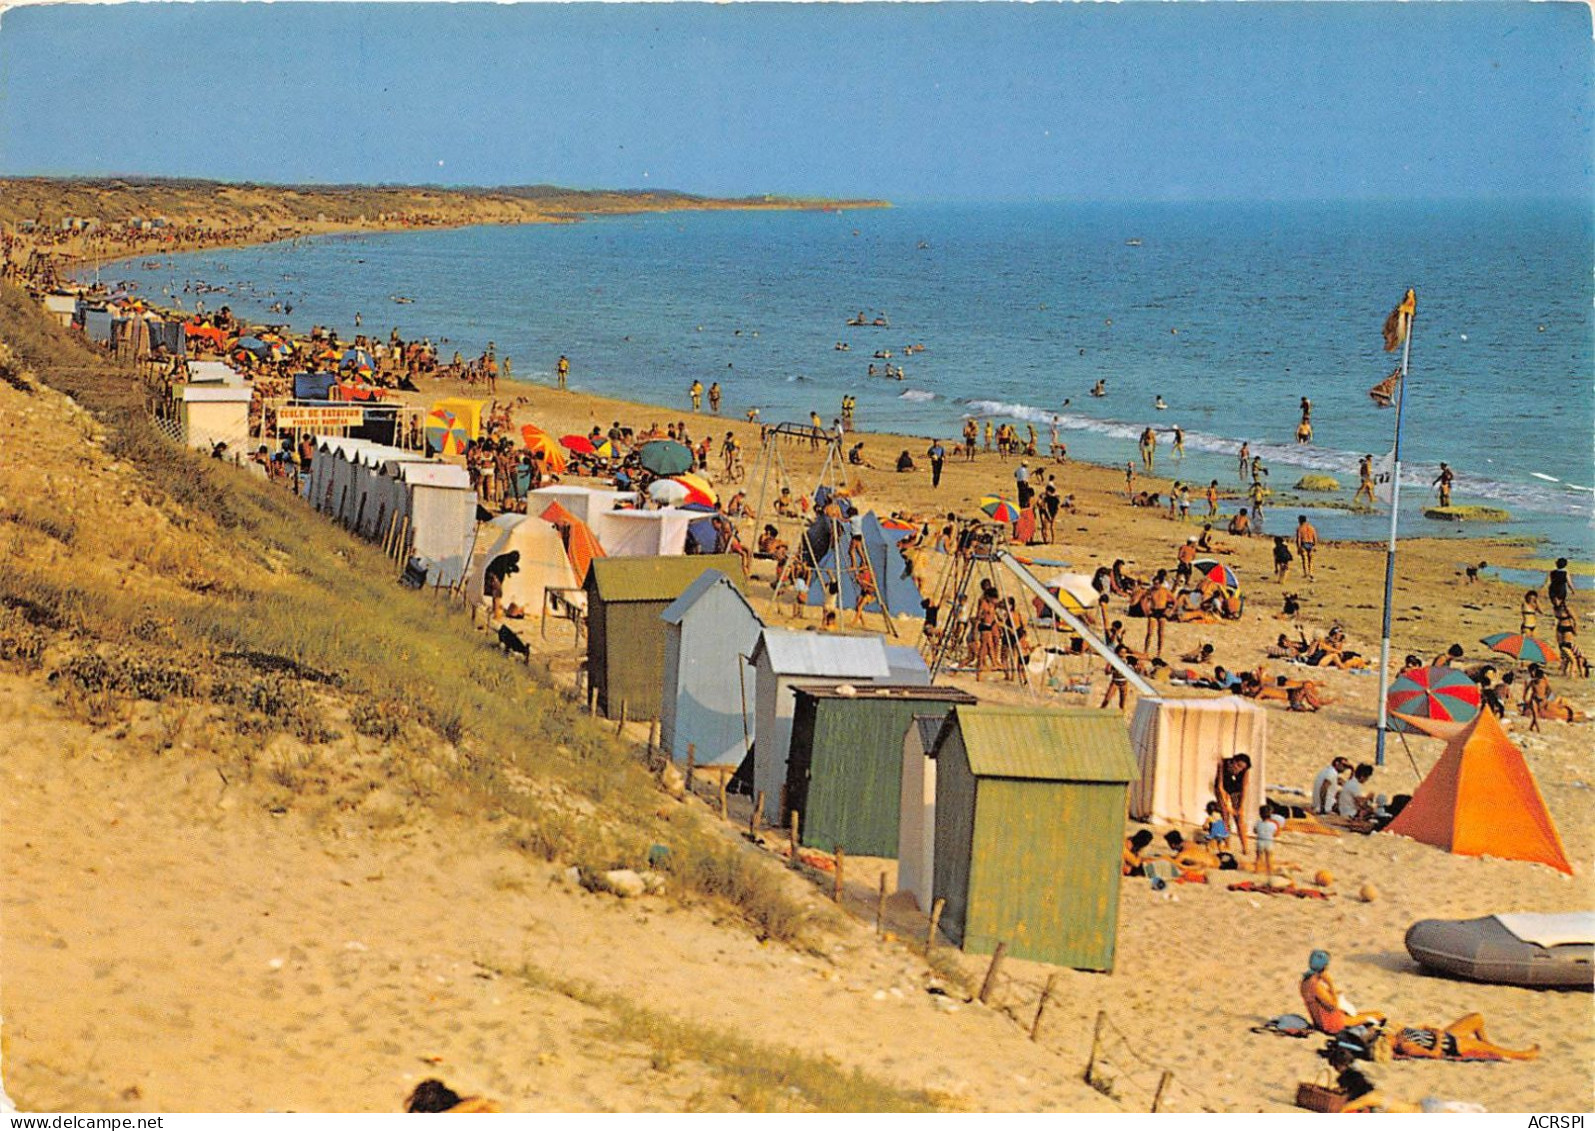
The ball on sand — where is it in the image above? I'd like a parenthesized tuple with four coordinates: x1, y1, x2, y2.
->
(1359, 883, 1380, 903)
(1313, 869, 1335, 888)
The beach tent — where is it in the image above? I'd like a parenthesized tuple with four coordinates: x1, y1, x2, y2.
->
(659, 569, 766, 767)
(590, 507, 697, 557)
(1385, 709, 1572, 875)
(179, 386, 252, 455)
(749, 628, 895, 824)
(803, 511, 925, 619)
(527, 485, 637, 525)
(1128, 695, 1268, 829)
(899, 714, 952, 912)
(540, 501, 605, 584)
(787, 684, 977, 858)
(392, 462, 476, 587)
(584, 555, 745, 720)
(931, 706, 1138, 971)
(464, 513, 578, 618)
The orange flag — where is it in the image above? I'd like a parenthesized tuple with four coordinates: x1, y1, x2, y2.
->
(1382, 288, 1416, 352)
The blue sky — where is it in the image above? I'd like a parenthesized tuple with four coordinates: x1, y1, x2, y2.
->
(1, 2, 1589, 201)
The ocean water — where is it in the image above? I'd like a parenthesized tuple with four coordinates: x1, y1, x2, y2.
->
(100, 200, 1593, 557)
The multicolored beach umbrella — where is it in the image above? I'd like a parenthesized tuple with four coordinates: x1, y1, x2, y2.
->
(1385, 666, 1481, 734)
(638, 439, 694, 477)
(1480, 633, 1556, 666)
(1193, 559, 1241, 594)
(979, 495, 1021, 524)
(426, 407, 471, 456)
(669, 473, 718, 508)
(647, 479, 691, 506)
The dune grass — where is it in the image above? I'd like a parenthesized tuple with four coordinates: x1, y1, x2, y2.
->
(0, 282, 821, 946)
(496, 960, 937, 1112)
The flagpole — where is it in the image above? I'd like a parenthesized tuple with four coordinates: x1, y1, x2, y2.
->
(1374, 296, 1415, 767)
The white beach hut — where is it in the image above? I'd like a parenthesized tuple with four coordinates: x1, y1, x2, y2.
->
(392, 461, 476, 587)
(179, 386, 252, 456)
(749, 627, 892, 824)
(659, 569, 766, 767)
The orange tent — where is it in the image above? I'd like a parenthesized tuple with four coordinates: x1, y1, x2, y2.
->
(541, 501, 604, 584)
(521, 425, 568, 473)
(1386, 709, 1572, 874)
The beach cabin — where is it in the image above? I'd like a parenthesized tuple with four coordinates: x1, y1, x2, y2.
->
(42, 294, 77, 328)
(931, 706, 1138, 971)
(179, 386, 253, 456)
(185, 360, 244, 386)
(392, 462, 476, 587)
(1127, 695, 1267, 829)
(659, 569, 766, 768)
(749, 628, 896, 825)
(786, 684, 976, 858)
(584, 555, 745, 720)
(464, 513, 579, 620)
(589, 507, 698, 557)
(346, 442, 415, 535)
(899, 714, 951, 912)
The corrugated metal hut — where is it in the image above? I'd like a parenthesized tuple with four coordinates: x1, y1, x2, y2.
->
(931, 706, 1139, 971)
(660, 570, 766, 767)
(749, 628, 892, 824)
(786, 684, 976, 857)
(585, 555, 745, 720)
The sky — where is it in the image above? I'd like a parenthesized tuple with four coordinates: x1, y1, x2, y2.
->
(1, 2, 1589, 202)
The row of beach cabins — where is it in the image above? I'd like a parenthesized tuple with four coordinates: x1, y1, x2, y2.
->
(306, 435, 1273, 974)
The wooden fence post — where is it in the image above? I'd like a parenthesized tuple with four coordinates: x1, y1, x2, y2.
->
(875, 872, 888, 937)
(787, 808, 799, 862)
(685, 746, 696, 793)
(1085, 1010, 1108, 1083)
(616, 700, 628, 735)
(832, 846, 845, 902)
(1151, 1071, 1172, 1113)
(978, 941, 1007, 1005)
(1030, 973, 1058, 1041)
(925, 898, 945, 955)
(718, 772, 728, 819)
(752, 792, 765, 837)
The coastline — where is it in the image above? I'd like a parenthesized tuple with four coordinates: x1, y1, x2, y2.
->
(2, 273, 1591, 1114)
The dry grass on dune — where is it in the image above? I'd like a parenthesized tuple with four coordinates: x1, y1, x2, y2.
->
(0, 282, 827, 951)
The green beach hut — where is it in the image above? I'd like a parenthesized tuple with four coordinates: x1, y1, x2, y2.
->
(583, 554, 744, 720)
(786, 684, 978, 857)
(931, 705, 1139, 971)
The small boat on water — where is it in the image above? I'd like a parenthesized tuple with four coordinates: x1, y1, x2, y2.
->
(1125, 238, 1143, 247)
(1405, 913, 1594, 990)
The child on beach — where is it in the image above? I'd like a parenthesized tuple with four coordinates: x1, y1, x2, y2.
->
(1272, 536, 1294, 583)
(1198, 801, 1230, 851)
(1253, 803, 1277, 876)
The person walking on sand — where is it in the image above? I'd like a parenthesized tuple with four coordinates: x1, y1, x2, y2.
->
(708, 381, 722, 414)
(926, 438, 946, 489)
(556, 353, 569, 390)
(1100, 644, 1131, 712)
(1433, 462, 1455, 508)
(984, 420, 994, 453)
(962, 417, 978, 461)
(1125, 461, 1137, 498)
(1295, 514, 1319, 579)
(1272, 536, 1294, 584)
(1206, 479, 1220, 517)
(1354, 454, 1376, 507)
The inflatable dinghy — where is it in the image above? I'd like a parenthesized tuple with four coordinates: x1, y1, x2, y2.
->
(1405, 913, 1594, 990)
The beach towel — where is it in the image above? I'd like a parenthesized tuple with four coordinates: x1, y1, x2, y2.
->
(1253, 1013, 1314, 1038)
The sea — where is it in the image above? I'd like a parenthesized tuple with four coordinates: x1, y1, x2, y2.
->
(96, 199, 1593, 566)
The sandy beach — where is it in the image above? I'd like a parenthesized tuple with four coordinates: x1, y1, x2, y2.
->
(3, 280, 1590, 1115)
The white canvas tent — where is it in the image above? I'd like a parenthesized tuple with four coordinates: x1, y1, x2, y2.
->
(589, 507, 695, 556)
(464, 514, 577, 617)
(1128, 695, 1268, 829)
(527, 485, 636, 525)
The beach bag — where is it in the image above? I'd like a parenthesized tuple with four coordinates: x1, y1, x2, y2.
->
(1294, 1082, 1348, 1113)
